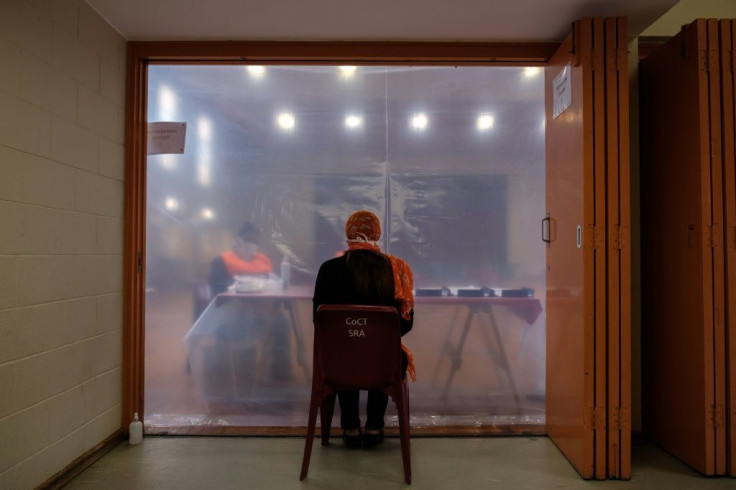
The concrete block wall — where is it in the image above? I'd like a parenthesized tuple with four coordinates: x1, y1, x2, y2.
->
(0, 1, 126, 488)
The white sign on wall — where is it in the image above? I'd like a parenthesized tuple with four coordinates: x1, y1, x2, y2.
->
(552, 64, 572, 119)
(147, 122, 187, 155)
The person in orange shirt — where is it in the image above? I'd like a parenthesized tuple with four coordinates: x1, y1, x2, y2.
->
(209, 222, 273, 294)
(207, 222, 292, 384)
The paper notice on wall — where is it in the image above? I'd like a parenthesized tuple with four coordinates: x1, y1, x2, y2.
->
(552, 64, 572, 119)
(147, 122, 187, 155)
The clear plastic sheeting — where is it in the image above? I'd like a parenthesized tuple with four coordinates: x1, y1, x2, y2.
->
(145, 65, 546, 431)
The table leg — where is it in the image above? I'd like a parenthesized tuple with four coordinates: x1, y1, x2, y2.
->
(283, 300, 311, 382)
(431, 305, 462, 386)
(486, 306, 522, 413)
(442, 308, 475, 398)
(248, 327, 268, 399)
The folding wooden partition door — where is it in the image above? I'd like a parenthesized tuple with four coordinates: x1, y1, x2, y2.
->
(604, 18, 632, 480)
(545, 17, 630, 480)
(545, 20, 596, 480)
(719, 19, 736, 477)
(640, 18, 727, 476)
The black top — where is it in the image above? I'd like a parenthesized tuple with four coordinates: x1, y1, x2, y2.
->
(208, 256, 232, 296)
(312, 250, 413, 336)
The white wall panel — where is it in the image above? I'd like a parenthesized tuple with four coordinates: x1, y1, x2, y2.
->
(0, 2, 125, 486)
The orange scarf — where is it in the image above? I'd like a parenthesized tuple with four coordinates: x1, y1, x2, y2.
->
(346, 242, 414, 320)
(221, 250, 273, 276)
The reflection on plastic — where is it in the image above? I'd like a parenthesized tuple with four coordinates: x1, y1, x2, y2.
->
(145, 65, 546, 429)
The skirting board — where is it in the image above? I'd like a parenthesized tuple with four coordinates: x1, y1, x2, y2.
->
(38, 429, 125, 489)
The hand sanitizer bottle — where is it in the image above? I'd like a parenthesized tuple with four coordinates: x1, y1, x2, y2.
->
(281, 255, 290, 290)
(129, 413, 143, 445)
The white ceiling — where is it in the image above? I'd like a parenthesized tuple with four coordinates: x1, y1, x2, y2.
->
(85, 0, 679, 42)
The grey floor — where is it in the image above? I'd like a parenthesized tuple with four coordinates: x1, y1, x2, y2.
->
(66, 436, 736, 489)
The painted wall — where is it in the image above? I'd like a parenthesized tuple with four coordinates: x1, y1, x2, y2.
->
(642, 0, 736, 36)
(0, 0, 126, 487)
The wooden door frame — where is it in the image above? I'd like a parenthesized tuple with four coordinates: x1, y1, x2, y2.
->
(591, 18, 609, 480)
(122, 40, 562, 432)
(705, 18, 728, 475)
(720, 19, 736, 477)
(606, 17, 633, 479)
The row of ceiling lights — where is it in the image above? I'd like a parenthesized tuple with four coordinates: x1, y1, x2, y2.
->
(161, 86, 500, 134)
(245, 65, 542, 79)
(157, 65, 541, 133)
(164, 197, 215, 219)
(155, 108, 538, 181)
(155, 66, 542, 190)
(275, 112, 495, 131)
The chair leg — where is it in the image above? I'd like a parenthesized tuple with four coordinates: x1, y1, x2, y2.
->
(396, 383, 412, 484)
(320, 392, 336, 446)
(300, 393, 322, 481)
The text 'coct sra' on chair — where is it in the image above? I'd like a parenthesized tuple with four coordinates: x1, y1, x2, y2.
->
(299, 304, 411, 484)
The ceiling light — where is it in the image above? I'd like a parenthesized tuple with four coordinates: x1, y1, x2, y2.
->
(201, 208, 215, 220)
(159, 154, 176, 171)
(345, 114, 363, 129)
(277, 112, 295, 131)
(339, 66, 357, 77)
(410, 113, 428, 131)
(158, 84, 177, 120)
(198, 117, 212, 142)
(197, 160, 211, 187)
(247, 65, 265, 78)
(197, 118, 212, 187)
(477, 114, 494, 131)
(165, 197, 179, 211)
(524, 67, 541, 78)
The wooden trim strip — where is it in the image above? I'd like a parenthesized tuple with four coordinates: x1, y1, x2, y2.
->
(694, 18, 718, 476)
(38, 430, 125, 489)
(580, 17, 597, 479)
(605, 16, 622, 479)
(123, 42, 148, 427)
(706, 18, 728, 475)
(128, 40, 559, 64)
(722, 18, 736, 478)
(591, 16, 608, 481)
(616, 15, 633, 481)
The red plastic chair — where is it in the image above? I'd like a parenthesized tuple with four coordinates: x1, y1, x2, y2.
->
(299, 304, 411, 484)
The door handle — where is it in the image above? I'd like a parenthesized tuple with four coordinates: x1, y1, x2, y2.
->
(542, 215, 551, 245)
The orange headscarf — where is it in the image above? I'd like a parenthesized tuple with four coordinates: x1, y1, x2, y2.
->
(345, 210, 382, 243)
(345, 211, 416, 381)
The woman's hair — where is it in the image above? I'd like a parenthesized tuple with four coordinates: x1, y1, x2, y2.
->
(345, 249, 395, 304)
(237, 222, 260, 242)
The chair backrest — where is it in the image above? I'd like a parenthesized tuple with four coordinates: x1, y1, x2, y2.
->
(192, 282, 212, 321)
(314, 305, 402, 392)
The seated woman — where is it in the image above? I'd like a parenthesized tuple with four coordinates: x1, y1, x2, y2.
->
(208, 222, 273, 296)
(312, 210, 415, 448)
(203, 222, 291, 383)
